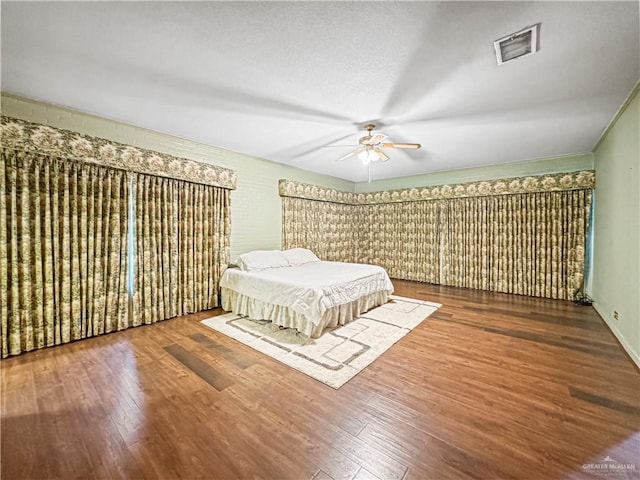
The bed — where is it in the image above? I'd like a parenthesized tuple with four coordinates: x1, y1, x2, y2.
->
(220, 248, 394, 337)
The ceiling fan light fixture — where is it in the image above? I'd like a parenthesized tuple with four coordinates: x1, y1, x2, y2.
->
(358, 148, 379, 164)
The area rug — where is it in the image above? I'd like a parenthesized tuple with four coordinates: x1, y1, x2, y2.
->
(200, 295, 441, 388)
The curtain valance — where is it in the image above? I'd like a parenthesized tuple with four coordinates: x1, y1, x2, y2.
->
(279, 170, 595, 205)
(1, 116, 237, 189)
(279, 180, 356, 204)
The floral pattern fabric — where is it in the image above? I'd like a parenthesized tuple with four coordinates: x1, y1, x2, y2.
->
(439, 191, 590, 299)
(133, 174, 231, 325)
(282, 197, 358, 263)
(358, 201, 442, 283)
(279, 171, 595, 204)
(1, 116, 234, 357)
(281, 177, 593, 301)
(1, 116, 237, 190)
(1, 149, 129, 357)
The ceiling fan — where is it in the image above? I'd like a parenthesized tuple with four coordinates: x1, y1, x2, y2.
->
(336, 124, 421, 163)
(334, 124, 421, 182)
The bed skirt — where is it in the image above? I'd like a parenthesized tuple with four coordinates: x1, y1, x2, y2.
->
(220, 288, 390, 338)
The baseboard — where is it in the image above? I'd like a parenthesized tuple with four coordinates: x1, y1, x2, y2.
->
(593, 303, 640, 369)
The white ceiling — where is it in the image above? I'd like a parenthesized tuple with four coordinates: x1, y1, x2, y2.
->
(2, 1, 638, 183)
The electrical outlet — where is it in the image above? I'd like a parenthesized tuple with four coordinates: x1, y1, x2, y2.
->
(613, 310, 619, 320)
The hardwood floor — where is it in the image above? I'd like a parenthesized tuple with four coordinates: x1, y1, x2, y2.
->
(2, 280, 639, 480)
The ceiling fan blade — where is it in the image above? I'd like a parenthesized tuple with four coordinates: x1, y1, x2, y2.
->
(375, 149, 390, 162)
(324, 144, 360, 147)
(336, 147, 364, 162)
(369, 133, 388, 145)
(381, 143, 422, 149)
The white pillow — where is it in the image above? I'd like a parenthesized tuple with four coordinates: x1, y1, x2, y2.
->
(282, 248, 320, 266)
(236, 250, 290, 271)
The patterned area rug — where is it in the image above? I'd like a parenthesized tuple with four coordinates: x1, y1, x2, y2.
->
(201, 295, 441, 388)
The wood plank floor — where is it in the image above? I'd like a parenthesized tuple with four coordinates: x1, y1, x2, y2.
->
(2, 281, 639, 480)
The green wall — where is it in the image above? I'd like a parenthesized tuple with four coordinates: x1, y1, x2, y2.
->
(592, 87, 640, 367)
(355, 154, 594, 193)
(0, 93, 354, 259)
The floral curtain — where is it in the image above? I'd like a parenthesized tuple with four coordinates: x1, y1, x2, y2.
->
(1, 117, 235, 357)
(358, 201, 442, 284)
(280, 176, 594, 301)
(440, 190, 591, 299)
(1, 149, 129, 358)
(282, 197, 357, 263)
(133, 174, 230, 325)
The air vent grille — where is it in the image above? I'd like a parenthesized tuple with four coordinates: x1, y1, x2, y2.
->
(494, 24, 539, 65)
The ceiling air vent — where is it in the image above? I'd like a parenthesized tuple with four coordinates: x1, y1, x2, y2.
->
(494, 24, 540, 65)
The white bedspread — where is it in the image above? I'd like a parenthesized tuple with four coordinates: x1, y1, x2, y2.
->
(220, 261, 394, 326)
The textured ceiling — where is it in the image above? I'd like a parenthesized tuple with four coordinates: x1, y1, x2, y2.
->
(2, 1, 638, 182)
